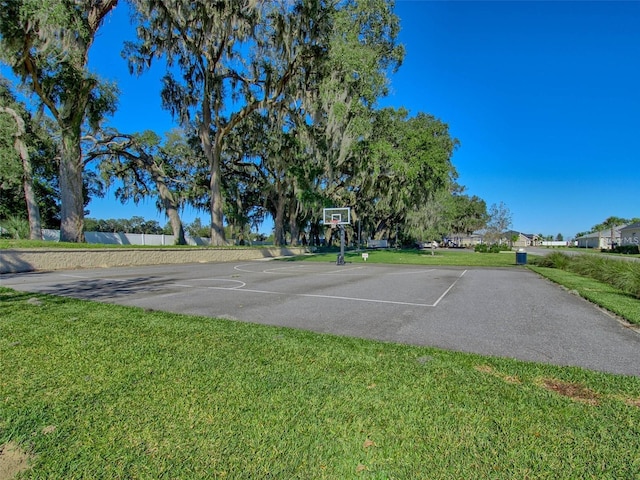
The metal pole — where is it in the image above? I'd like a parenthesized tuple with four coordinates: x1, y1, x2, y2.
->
(337, 225, 345, 265)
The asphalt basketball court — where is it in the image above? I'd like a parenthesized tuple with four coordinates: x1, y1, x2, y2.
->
(2, 260, 639, 376)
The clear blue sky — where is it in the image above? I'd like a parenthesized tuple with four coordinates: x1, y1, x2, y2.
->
(40, 1, 640, 238)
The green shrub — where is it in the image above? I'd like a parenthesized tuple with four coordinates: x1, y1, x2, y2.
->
(614, 261, 640, 298)
(569, 254, 604, 278)
(0, 216, 30, 239)
(612, 245, 640, 254)
(531, 251, 571, 269)
(532, 252, 640, 298)
(474, 243, 511, 253)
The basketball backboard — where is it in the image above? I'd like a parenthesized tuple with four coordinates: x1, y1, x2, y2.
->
(322, 207, 351, 226)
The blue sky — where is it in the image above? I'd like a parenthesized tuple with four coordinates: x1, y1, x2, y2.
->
(380, 0, 640, 239)
(23, 1, 640, 238)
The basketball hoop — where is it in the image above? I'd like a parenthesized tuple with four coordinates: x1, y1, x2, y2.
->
(322, 207, 351, 267)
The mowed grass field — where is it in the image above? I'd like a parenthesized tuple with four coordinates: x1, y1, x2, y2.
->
(1, 245, 640, 478)
(292, 247, 520, 267)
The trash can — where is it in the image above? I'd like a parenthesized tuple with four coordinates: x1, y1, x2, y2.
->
(516, 249, 527, 265)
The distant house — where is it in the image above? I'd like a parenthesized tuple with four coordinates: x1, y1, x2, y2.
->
(575, 231, 607, 249)
(500, 231, 540, 248)
(620, 222, 640, 246)
(523, 233, 541, 246)
(576, 225, 625, 249)
(448, 232, 483, 247)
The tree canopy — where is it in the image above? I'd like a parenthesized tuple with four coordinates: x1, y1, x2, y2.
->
(1, 1, 494, 246)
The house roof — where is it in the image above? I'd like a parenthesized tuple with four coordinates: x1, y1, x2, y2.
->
(576, 232, 603, 239)
(621, 222, 640, 230)
(502, 230, 539, 239)
(576, 225, 626, 240)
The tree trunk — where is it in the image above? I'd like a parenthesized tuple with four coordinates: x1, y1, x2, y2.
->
(165, 202, 186, 245)
(209, 149, 226, 246)
(273, 192, 287, 247)
(310, 222, 320, 246)
(202, 117, 226, 246)
(611, 226, 615, 250)
(148, 162, 186, 245)
(288, 199, 300, 246)
(196, 91, 226, 246)
(1, 107, 42, 240)
(20, 135, 42, 240)
(289, 221, 299, 246)
(59, 129, 85, 242)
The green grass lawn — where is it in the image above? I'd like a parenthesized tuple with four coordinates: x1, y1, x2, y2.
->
(293, 248, 520, 267)
(2, 288, 640, 479)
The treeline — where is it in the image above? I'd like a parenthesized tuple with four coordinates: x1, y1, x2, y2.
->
(1, 1, 492, 246)
(83, 217, 268, 242)
(84, 217, 166, 235)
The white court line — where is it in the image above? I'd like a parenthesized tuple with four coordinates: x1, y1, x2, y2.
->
(169, 272, 468, 307)
(172, 283, 436, 307)
(234, 263, 428, 276)
(388, 269, 434, 275)
(235, 264, 367, 275)
(173, 279, 246, 290)
(262, 265, 321, 274)
(57, 266, 465, 308)
(233, 263, 299, 274)
(173, 265, 467, 307)
(432, 270, 467, 307)
(321, 266, 366, 275)
(248, 289, 434, 307)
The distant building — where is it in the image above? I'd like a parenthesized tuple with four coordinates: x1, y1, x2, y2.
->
(448, 231, 542, 248)
(575, 225, 625, 249)
(448, 232, 483, 247)
(500, 230, 540, 247)
(523, 233, 541, 246)
(620, 222, 640, 246)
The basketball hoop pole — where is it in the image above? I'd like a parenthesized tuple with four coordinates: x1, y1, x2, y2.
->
(337, 225, 345, 265)
(323, 207, 350, 266)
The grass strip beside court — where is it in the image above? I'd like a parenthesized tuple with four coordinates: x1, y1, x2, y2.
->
(288, 248, 519, 267)
(2, 288, 640, 479)
(529, 266, 640, 325)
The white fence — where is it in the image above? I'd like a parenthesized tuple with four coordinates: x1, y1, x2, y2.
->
(367, 239, 389, 248)
(540, 241, 574, 247)
(43, 229, 212, 246)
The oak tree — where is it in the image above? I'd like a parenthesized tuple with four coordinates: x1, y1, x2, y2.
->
(0, 0, 119, 241)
